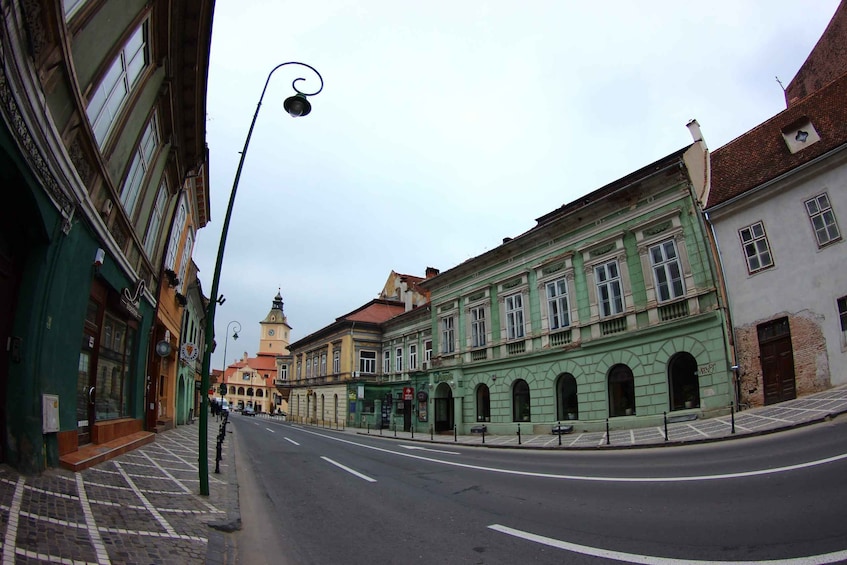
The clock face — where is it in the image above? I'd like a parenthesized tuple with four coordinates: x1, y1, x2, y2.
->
(268, 329, 275, 336)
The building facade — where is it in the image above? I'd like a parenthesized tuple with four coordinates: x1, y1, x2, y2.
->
(413, 140, 732, 435)
(0, 0, 214, 472)
(707, 7, 847, 407)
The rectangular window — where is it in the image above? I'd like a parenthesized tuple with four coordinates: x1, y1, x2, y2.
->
(178, 228, 194, 293)
(409, 344, 418, 370)
(280, 364, 288, 380)
(471, 305, 486, 347)
(441, 316, 455, 354)
(739, 222, 774, 273)
(805, 193, 841, 247)
(595, 260, 624, 317)
(424, 340, 432, 362)
(359, 351, 376, 374)
(320, 353, 326, 376)
(650, 240, 685, 302)
(505, 293, 525, 339)
(305, 358, 311, 378)
(333, 350, 340, 374)
(312, 357, 318, 377)
(63, 0, 87, 19)
(96, 313, 135, 421)
(86, 22, 149, 147)
(546, 278, 571, 330)
(296, 361, 301, 379)
(396, 347, 403, 372)
(838, 296, 847, 344)
(384, 350, 391, 373)
(166, 198, 187, 270)
(143, 183, 167, 258)
(120, 113, 159, 218)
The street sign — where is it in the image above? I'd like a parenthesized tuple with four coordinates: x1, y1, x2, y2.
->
(403, 386, 414, 401)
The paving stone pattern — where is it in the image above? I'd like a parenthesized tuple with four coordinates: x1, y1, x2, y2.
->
(0, 416, 238, 564)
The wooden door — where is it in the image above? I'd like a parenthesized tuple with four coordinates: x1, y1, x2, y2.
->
(759, 319, 796, 405)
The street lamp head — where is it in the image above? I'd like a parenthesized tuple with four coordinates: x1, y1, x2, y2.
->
(232, 331, 239, 341)
(284, 93, 311, 117)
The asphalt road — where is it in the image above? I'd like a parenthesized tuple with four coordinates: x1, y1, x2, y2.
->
(230, 414, 847, 564)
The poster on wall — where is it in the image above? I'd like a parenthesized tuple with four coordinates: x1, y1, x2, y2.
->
(418, 400, 428, 422)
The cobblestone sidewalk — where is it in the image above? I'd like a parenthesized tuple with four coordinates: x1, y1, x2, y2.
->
(0, 416, 238, 564)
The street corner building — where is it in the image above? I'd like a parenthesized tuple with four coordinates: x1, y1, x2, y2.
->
(0, 0, 214, 473)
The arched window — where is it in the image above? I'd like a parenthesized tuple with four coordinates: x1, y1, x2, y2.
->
(608, 364, 635, 417)
(556, 373, 578, 420)
(512, 379, 531, 422)
(229, 386, 236, 395)
(246, 387, 254, 397)
(476, 384, 490, 422)
(668, 352, 699, 410)
(237, 386, 244, 395)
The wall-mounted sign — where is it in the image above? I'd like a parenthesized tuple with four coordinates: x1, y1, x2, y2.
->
(155, 340, 172, 357)
(403, 387, 414, 401)
(121, 279, 145, 320)
(180, 343, 199, 362)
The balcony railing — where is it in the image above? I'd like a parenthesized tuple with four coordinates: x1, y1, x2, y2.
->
(600, 317, 626, 336)
(506, 340, 526, 355)
(471, 348, 487, 361)
(549, 329, 572, 347)
(659, 299, 689, 321)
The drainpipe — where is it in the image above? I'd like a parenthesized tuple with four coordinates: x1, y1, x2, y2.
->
(704, 210, 742, 408)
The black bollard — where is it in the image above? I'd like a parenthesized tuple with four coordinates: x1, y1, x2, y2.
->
(394, 423, 397, 438)
(731, 403, 736, 434)
(411, 426, 414, 439)
(430, 425, 434, 441)
(454, 425, 457, 442)
(558, 421, 562, 446)
(606, 418, 610, 445)
(367, 421, 370, 434)
(517, 423, 521, 445)
(482, 428, 485, 444)
(664, 411, 668, 442)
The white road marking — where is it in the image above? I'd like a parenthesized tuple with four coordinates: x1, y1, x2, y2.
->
(295, 427, 847, 482)
(489, 524, 847, 565)
(284, 438, 300, 446)
(265, 428, 275, 433)
(321, 457, 376, 482)
(399, 445, 460, 455)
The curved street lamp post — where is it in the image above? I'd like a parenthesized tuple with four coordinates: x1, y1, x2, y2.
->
(218, 320, 241, 397)
(198, 63, 323, 495)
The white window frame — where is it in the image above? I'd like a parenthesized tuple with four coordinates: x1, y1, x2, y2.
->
(739, 221, 774, 273)
(545, 278, 571, 330)
(143, 182, 167, 258)
(470, 305, 487, 348)
(424, 340, 432, 362)
(120, 113, 159, 218)
(649, 239, 685, 302)
(409, 344, 418, 370)
(383, 350, 391, 373)
(595, 260, 624, 317)
(280, 364, 288, 381)
(86, 21, 149, 147)
(166, 196, 187, 270)
(441, 316, 456, 354)
(805, 193, 841, 248)
(505, 293, 525, 340)
(178, 228, 194, 293)
(359, 350, 376, 374)
(305, 357, 312, 378)
(395, 347, 403, 373)
(320, 353, 327, 376)
(333, 350, 340, 374)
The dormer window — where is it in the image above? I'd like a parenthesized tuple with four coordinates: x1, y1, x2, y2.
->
(781, 116, 819, 154)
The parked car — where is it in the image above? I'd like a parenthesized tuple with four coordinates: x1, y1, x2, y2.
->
(243, 406, 256, 416)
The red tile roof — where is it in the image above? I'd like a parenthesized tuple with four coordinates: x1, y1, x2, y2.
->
(343, 299, 406, 324)
(708, 73, 847, 208)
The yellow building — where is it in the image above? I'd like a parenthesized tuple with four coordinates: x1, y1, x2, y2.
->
(219, 292, 292, 414)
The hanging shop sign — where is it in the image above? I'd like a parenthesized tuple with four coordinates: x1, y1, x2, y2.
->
(120, 279, 145, 320)
(403, 387, 414, 401)
(180, 342, 199, 362)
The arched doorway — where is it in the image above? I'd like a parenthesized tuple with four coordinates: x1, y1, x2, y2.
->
(512, 379, 531, 422)
(556, 373, 578, 420)
(608, 364, 635, 417)
(669, 352, 699, 410)
(434, 382, 453, 432)
(476, 384, 490, 422)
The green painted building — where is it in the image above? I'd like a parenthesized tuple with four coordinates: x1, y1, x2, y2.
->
(376, 141, 733, 435)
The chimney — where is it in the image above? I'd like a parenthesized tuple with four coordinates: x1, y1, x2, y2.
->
(686, 119, 706, 146)
(425, 266, 440, 278)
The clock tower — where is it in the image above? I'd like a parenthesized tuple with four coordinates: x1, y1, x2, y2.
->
(259, 290, 292, 355)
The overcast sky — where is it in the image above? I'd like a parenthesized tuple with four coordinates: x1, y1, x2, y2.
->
(195, 0, 840, 370)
